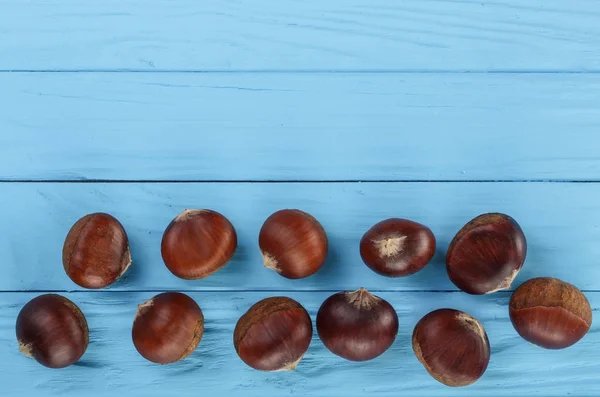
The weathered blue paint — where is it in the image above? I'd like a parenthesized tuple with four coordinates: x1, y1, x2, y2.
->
(0, 0, 599, 71)
(0, 73, 599, 181)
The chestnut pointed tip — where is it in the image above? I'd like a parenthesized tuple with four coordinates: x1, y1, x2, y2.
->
(18, 341, 33, 358)
(278, 354, 304, 371)
(136, 299, 154, 320)
(484, 268, 519, 294)
(456, 312, 486, 342)
(261, 251, 281, 273)
(119, 248, 133, 277)
(174, 209, 208, 222)
(373, 234, 407, 258)
(346, 287, 380, 309)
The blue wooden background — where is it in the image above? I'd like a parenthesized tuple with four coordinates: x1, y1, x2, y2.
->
(1, 1, 599, 396)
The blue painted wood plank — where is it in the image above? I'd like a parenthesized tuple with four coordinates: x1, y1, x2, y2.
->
(1, 291, 598, 396)
(1, 73, 599, 181)
(1, 0, 599, 71)
(1, 182, 599, 292)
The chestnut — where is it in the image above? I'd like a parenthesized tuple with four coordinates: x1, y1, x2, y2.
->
(161, 209, 237, 279)
(316, 288, 398, 361)
(63, 212, 131, 289)
(234, 296, 312, 371)
(446, 213, 526, 294)
(413, 309, 490, 387)
(360, 218, 436, 277)
(509, 277, 592, 349)
(16, 294, 89, 368)
(132, 292, 204, 364)
(259, 209, 328, 279)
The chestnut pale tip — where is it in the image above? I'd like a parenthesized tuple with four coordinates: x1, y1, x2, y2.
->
(261, 251, 280, 273)
(175, 209, 207, 221)
(347, 287, 381, 309)
(18, 342, 33, 358)
(374, 235, 408, 257)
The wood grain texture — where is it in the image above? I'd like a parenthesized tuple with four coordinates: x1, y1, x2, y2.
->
(1, 73, 600, 181)
(1, 0, 599, 71)
(1, 291, 598, 396)
(2, 182, 599, 292)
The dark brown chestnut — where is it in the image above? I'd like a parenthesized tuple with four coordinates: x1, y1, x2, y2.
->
(509, 277, 592, 349)
(16, 294, 89, 368)
(234, 296, 312, 371)
(259, 209, 328, 279)
(63, 212, 131, 289)
(413, 309, 490, 387)
(360, 218, 436, 277)
(161, 209, 237, 280)
(446, 213, 526, 294)
(316, 288, 398, 361)
(132, 292, 204, 364)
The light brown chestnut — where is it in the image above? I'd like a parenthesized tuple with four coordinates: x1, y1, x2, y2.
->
(446, 213, 526, 294)
(234, 296, 313, 371)
(316, 288, 398, 361)
(16, 294, 89, 368)
(259, 209, 328, 279)
(161, 209, 237, 279)
(132, 292, 204, 364)
(63, 212, 131, 289)
(509, 277, 592, 349)
(413, 309, 490, 387)
(360, 218, 436, 277)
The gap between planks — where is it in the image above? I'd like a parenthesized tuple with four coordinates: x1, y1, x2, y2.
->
(3, 179, 600, 184)
(2, 69, 600, 74)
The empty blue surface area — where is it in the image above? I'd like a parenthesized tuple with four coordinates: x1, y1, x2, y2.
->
(1, 1, 599, 396)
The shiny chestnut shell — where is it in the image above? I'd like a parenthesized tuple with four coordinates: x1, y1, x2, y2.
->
(63, 212, 131, 289)
(413, 309, 490, 387)
(16, 294, 89, 368)
(132, 292, 204, 364)
(509, 277, 592, 349)
(234, 296, 313, 371)
(161, 209, 237, 280)
(316, 288, 398, 361)
(259, 209, 328, 279)
(360, 218, 436, 277)
(446, 213, 526, 294)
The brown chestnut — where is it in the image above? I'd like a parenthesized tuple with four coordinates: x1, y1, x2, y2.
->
(16, 294, 89, 368)
(413, 309, 490, 387)
(259, 209, 328, 279)
(161, 209, 237, 279)
(360, 218, 436, 277)
(316, 288, 398, 361)
(132, 292, 204, 364)
(446, 213, 526, 294)
(63, 212, 131, 289)
(234, 296, 312, 371)
(509, 277, 592, 349)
